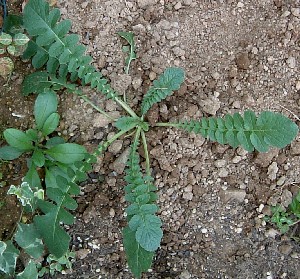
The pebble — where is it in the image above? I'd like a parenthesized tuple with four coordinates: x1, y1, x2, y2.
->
(286, 56, 296, 68)
(278, 244, 293, 255)
(201, 97, 221, 115)
(149, 71, 157, 80)
(179, 270, 191, 279)
(255, 148, 278, 167)
(182, 192, 193, 200)
(296, 81, 300, 91)
(291, 8, 300, 17)
(137, 0, 157, 8)
(218, 168, 229, 178)
(109, 208, 115, 217)
(183, 0, 193, 5)
(236, 52, 251, 70)
(267, 162, 278, 180)
(220, 189, 246, 203)
(214, 159, 226, 168)
(76, 249, 90, 260)
(281, 189, 293, 208)
(174, 2, 182, 10)
(108, 140, 123, 155)
(111, 147, 130, 174)
(132, 77, 143, 89)
(92, 112, 119, 128)
(290, 141, 300, 155)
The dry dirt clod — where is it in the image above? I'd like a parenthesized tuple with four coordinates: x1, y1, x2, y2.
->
(236, 52, 251, 70)
(137, 0, 157, 8)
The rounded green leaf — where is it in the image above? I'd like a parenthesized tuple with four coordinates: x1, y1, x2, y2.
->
(45, 143, 87, 164)
(7, 45, 17, 56)
(32, 149, 45, 167)
(41, 113, 60, 136)
(0, 33, 13, 45)
(3, 129, 34, 151)
(34, 90, 58, 130)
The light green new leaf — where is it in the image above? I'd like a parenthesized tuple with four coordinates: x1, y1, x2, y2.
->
(16, 260, 38, 279)
(13, 33, 30, 46)
(117, 31, 136, 74)
(3, 129, 34, 151)
(141, 67, 185, 115)
(15, 223, 44, 259)
(0, 146, 24, 160)
(34, 89, 58, 130)
(41, 112, 60, 136)
(45, 143, 87, 164)
(123, 227, 154, 278)
(0, 241, 19, 275)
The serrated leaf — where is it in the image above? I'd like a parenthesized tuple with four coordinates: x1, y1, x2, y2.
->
(13, 33, 30, 46)
(141, 67, 185, 115)
(180, 111, 298, 152)
(15, 223, 44, 259)
(45, 143, 87, 164)
(123, 227, 154, 278)
(3, 129, 34, 151)
(0, 146, 24, 160)
(0, 241, 19, 275)
(41, 112, 60, 136)
(16, 260, 38, 279)
(135, 214, 162, 252)
(34, 89, 58, 130)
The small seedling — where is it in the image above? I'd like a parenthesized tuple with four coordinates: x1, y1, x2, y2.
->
(0, 0, 298, 278)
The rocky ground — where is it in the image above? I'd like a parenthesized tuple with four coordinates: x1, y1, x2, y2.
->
(1, 0, 300, 278)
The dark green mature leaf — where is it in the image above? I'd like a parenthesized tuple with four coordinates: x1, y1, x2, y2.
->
(16, 260, 38, 279)
(15, 223, 44, 259)
(179, 110, 298, 152)
(24, 162, 42, 189)
(23, 0, 117, 100)
(0, 146, 24, 160)
(141, 67, 185, 115)
(45, 143, 87, 164)
(34, 198, 74, 258)
(3, 129, 34, 151)
(32, 149, 45, 167)
(0, 241, 19, 275)
(123, 227, 154, 279)
(34, 89, 58, 130)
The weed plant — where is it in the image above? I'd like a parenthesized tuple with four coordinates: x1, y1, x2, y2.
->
(0, 0, 298, 278)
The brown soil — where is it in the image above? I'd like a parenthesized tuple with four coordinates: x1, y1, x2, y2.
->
(1, 0, 300, 278)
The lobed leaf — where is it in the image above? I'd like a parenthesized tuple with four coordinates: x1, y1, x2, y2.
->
(179, 110, 298, 152)
(141, 67, 185, 115)
(0, 241, 19, 275)
(14, 223, 44, 259)
(123, 227, 154, 279)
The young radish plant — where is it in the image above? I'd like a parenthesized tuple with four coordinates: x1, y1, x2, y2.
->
(0, 0, 298, 278)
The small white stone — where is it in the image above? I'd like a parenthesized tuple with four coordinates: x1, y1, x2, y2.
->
(201, 228, 208, 234)
(296, 81, 300, 90)
(286, 56, 296, 68)
(237, 2, 244, 8)
(174, 2, 182, 10)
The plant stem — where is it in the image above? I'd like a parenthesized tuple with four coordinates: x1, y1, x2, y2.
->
(73, 89, 115, 121)
(115, 97, 138, 118)
(141, 131, 151, 177)
(155, 122, 181, 128)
